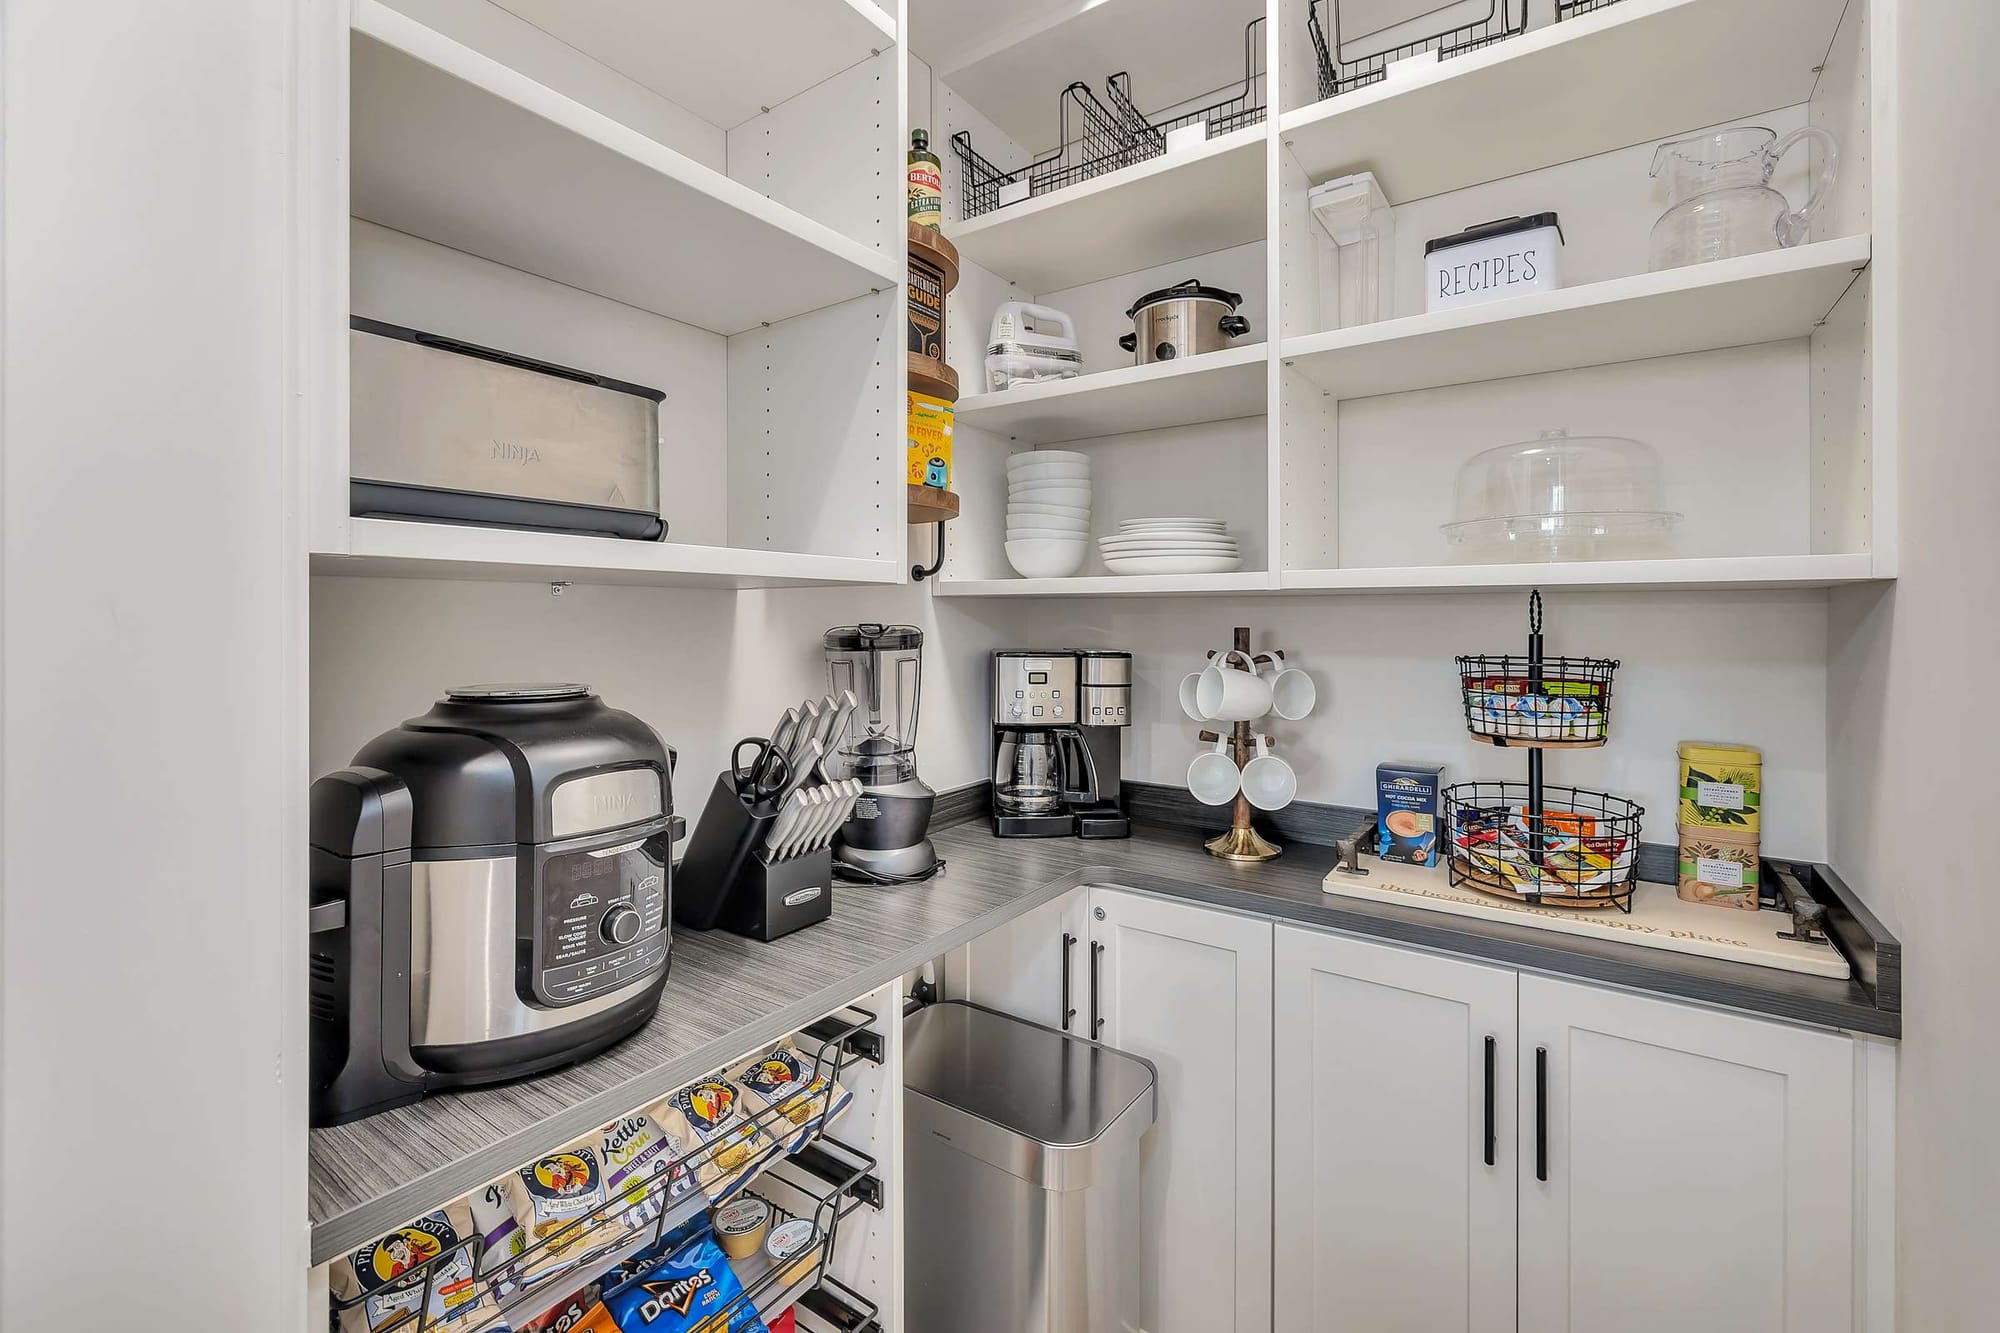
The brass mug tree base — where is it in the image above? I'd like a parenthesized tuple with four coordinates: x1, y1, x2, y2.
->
(1207, 824, 1282, 862)
(1201, 626, 1283, 863)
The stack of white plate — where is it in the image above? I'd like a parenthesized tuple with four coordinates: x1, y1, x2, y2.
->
(1099, 517, 1241, 575)
(1006, 451, 1091, 578)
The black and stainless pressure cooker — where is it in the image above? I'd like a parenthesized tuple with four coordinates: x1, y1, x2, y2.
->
(308, 684, 682, 1126)
(1119, 280, 1252, 364)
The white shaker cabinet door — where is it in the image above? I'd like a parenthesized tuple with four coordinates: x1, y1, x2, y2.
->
(1519, 975, 1855, 1333)
(949, 886, 1089, 1032)
(1272, 926, 1517, 1333)
(1088, 887, 1274, 1333)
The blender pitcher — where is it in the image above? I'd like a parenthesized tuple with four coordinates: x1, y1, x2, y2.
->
(1648, 125, 1839, 271)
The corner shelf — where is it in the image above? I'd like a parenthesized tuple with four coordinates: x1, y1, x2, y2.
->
(936, 0, 1263, 151)
(486, 0, 894, 130)
(934, 571, 1274, 598)
(1277, 553, 1881, 594)
(1281, 237, 1870, 399)
(955, 344, 1269, 443)
(350, 0, 897, 338)
(1278, 0, 1851, 202)
(316, 518, 903, 590)
(947, 125, 1266, 292)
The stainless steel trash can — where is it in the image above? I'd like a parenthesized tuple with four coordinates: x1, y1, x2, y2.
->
(904, 1000, 1157, 1333)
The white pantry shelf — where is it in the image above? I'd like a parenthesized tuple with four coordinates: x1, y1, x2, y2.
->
(1282, 236, 1870, 399)
(349, 0, 897, 338)
(956, 343, 1269, 443)
(1278, 553, 1881, 594)
(935, 571, 1274, 598)
(937, 0, 1263, 152)
(948, 126, 1266, 292)
(315, 519, 902, 590)
(1279, 0, 1851, 202)
(487, 0, 894, 131)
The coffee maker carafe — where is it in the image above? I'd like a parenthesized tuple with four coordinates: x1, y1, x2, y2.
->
(991, 651, 1132, 839)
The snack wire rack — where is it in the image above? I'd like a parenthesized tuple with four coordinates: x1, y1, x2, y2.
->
(1445, 592, 1644, 911)
(952, 19, 1265, 220)
(1308, 0, 1526, 99)
(1556, 0, 1627, 16)
(331, 1009, 886, 1333)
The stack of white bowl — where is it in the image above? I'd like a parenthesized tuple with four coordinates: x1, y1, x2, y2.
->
(1005, 451, 1091, 578)
(1098, 517, 1242, 575)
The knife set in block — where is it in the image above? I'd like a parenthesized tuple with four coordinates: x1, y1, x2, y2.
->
(675, 694, 861, 942)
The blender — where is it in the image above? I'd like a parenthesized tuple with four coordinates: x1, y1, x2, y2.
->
(824, 624, 939, 882)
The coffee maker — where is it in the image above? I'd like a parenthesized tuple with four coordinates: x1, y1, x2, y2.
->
(991, 650, 1132, 839)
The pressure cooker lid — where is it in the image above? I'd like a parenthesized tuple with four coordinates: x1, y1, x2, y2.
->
(825, 623, 923, 651)
(349, 684, 673, 850)
(1126, 279, 1243, 318)
(446, 683, 590, 702)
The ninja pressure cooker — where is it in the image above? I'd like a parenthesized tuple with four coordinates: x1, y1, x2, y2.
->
(1118, 279, 1252, 365)
(308, 684, 682, 1126)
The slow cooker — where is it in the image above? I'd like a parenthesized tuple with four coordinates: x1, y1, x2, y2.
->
(308, 684, 682, 1126)
(1118, 279, 1252, 364)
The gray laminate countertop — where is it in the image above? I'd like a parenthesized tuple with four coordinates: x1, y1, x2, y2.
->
(309, 812, 1896, 1262)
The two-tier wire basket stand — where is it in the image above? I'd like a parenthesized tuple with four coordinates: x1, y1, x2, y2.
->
(1444, 591, 1644, 911)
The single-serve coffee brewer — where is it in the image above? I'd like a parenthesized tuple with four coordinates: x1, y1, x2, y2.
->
(992, 650, 1132, 839)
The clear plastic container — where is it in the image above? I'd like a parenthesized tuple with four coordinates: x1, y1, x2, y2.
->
(1309, 171, 1396, 328)
(1443, 429, 1679, 563)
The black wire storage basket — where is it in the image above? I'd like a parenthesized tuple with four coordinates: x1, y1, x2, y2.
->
(951, 81, 1144, 221)
(1124, 17, 1267, 140)
(951, 19, 1265, 221)
(1456, 652, 1618, 747)
(1442, 779, 1645, 910)
(330, 1011, 885, 1333)
(1308, 0, 1527, 100)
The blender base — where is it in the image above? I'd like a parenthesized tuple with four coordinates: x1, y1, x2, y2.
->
(834, 839, 940, 882)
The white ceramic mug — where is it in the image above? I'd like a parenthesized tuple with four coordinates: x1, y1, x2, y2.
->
(1186, 736, 1241, 806)
(1179, 672, 1209, 722)
(1259, 661, 1317, 721)
(1240, 735, 1297, 811)
(1197, 650, 1272, 722)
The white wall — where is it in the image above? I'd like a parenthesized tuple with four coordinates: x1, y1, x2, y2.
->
(1827, 1, 2000, 1326)
(2, 0, 306, 1325)
(998, 589, 1831, 857)
(317, 581, 1830, 859)
(310, 577, 1026, 802)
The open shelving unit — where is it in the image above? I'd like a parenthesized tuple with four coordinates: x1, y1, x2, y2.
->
(955, 342, 1269, 443)
(1276, 0, 1849, 201)
(922, 0, 1896, 597)
(948, 124, 1268, 294)
(351, 1, 897, 337)
(1279, 237, 1870, 399)
(311, 0, 909, 591)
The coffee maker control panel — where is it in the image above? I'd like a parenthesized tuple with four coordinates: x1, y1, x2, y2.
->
(994, 653, 1079, 723)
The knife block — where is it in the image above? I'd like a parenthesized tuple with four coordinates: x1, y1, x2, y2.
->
(674, 770, 833, 940)
(721, 847, 835, 942)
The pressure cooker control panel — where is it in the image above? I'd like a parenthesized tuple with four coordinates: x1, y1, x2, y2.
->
(531, 837, 670, 1006)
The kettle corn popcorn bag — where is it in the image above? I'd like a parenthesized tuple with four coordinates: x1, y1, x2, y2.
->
(728, 1039, 853, 1153)
(331, 1201, 500, 1333)
(595, 1108, 702, 1230)
(648, 1075, 781, 1204)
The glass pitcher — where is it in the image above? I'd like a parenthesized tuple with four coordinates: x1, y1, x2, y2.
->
(1648, 126, 1839, 271)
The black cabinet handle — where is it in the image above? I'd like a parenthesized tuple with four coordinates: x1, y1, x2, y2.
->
(1060, 932, 1077, 1032)
(1090, 941, 1105, 1038)
(1535, 1046, 1549, 1183)
(1483, 1036, 1496, 1167)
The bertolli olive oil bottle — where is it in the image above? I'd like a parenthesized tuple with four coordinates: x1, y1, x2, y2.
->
(908, 129, 942, 232)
